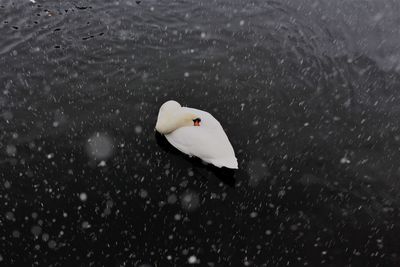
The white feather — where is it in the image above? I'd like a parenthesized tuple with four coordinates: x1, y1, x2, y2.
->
(156, 101, 238, 169)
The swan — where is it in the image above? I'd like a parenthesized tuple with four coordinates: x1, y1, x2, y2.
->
(155, 100, 238, 169)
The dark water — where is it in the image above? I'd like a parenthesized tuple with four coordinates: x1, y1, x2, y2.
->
(1, 0, 400, 266)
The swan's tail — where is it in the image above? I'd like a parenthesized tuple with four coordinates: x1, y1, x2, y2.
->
(210, 157, 238, 169)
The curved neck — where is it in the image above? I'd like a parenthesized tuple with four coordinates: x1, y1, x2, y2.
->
(156, 112, 191, 134)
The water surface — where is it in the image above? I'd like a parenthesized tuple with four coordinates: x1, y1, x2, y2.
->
(1, 0, 400, 266)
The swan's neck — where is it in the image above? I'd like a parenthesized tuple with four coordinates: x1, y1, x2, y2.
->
(156, 112, 191, 134)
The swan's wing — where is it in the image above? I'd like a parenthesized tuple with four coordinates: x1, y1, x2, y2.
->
(165, 107, 238, 169)
(165, 127, 238, 169)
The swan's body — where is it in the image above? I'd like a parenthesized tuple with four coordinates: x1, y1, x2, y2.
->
(156, 100, 238, 169)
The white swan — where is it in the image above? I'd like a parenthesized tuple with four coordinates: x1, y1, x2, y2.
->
(155, 100, 238, 169)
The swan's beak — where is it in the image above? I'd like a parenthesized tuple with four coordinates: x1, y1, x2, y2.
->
(193, 118, 201, 127)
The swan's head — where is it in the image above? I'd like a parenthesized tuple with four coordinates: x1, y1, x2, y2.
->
(155, 100, 201, 134)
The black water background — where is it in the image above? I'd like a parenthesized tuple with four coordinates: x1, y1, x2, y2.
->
(1, 0, 400, 266)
